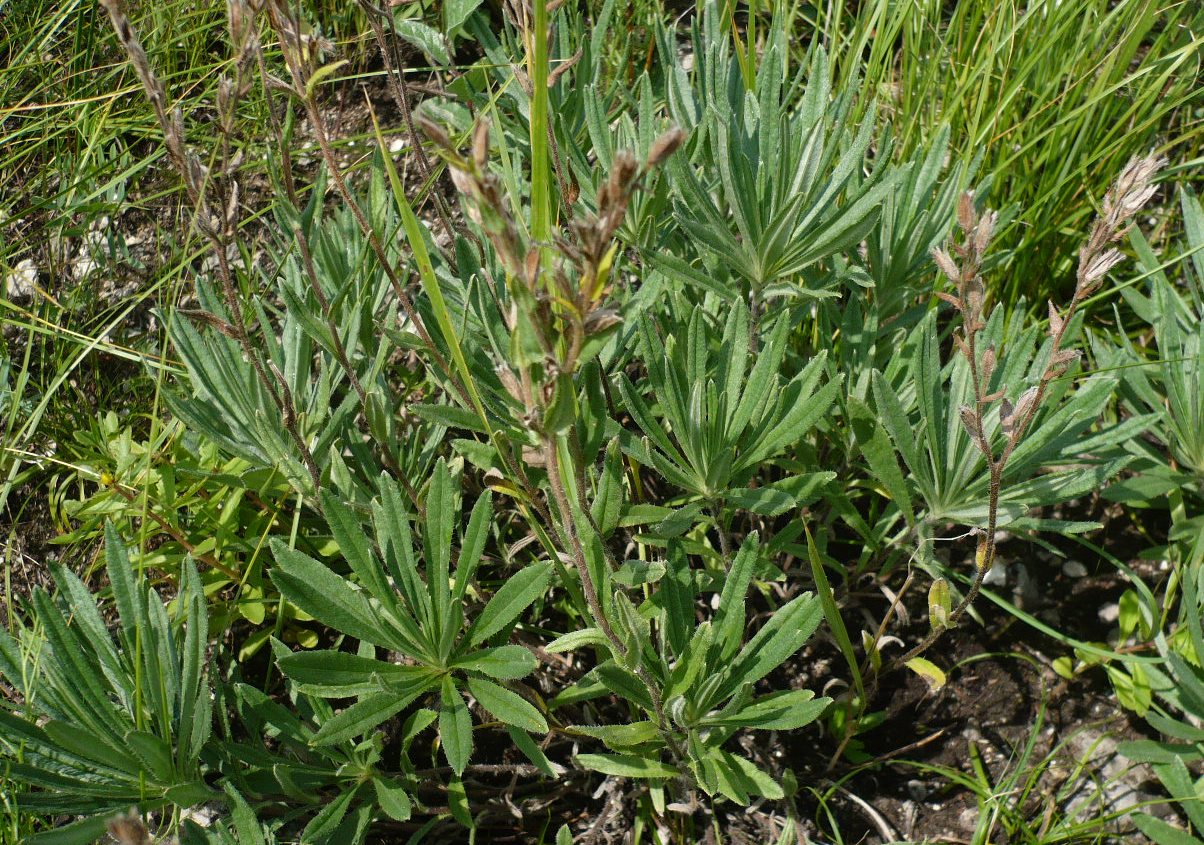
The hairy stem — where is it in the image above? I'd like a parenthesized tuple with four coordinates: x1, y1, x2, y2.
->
(543, 437, 677, 753)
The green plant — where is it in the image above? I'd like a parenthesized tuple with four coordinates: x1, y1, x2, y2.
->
(47, 412, 316, 657)
(657, 11, 894, 319)
(270, 462, 551, 774)
(615, 299, 838, 510)
(1106, 186, 1204, 568)
(560, 533, 830, 803)
(0, 525, 213, 844)
(0, 528, 474, 843)
(812, 0, 1204, 306)
(5, 0, 1193, 839)
(1121, 573, 1204, 845)
(857, 156, 1164, 680)
(1105, 187, 1204, 840)
(1086, 186, 1204, 722)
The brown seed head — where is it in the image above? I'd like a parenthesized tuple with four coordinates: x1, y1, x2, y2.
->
(646, 127, 686, 169)
(932, 247, 960, 285)
(1011, 386, 1039, 429)
(980, 345, 997, 382)
(415, 116, 452, 152)
(973, 209, 997, 256)
(1047, 300, 1065, 337)
(1080, 247, 1124, 289)
(956, 191, 976, 233)
(610, 152, 639, 195)
(107, 810, 151, 845)
(472, 120, 490, 171)
(1112, 154, 1166, 216)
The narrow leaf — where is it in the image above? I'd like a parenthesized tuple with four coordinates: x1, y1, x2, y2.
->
(466, 676, 548, 733)
(466, 562, 552, 646)
(440, 676, 473, 775)
(576, 753, 676, 779)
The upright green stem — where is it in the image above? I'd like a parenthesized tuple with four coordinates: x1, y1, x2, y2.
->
(529, 0, 552, 243)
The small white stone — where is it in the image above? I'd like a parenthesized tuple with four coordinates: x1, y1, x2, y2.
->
(6, 258, 37, 299)
(181, 805, 215, 828)
(1098, 603, 1120, 624)
(72, 255, 99, 280)
(389, 137, 405, 154)
(983, 560, 1008, 586)
(1062, 559, 1088, 578)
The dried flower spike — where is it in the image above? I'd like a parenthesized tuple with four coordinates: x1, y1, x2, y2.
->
(646, 127, 686, 169)
(1076, 153, 1166, 299)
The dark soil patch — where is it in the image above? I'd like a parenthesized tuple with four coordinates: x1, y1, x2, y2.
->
(786, 556, 1165, 845)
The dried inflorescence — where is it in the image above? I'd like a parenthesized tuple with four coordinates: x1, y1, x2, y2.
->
(937, 152, 1165, 468)
(422, 118, 684, 422)
(420, 116, 689, 762)
(106, 809, 152, 845)
(100, 0, 217, 234)
(100, 0, 343, 492)
(1077, 154, 1167, 297)
(894, 153, 1165, 669)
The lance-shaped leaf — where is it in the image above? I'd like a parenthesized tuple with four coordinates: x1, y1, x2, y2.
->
(465, 561, 553, 646)
(440, 675, 473, 775)
(466, 677, 547, 733)
(269, 540, 392, 650)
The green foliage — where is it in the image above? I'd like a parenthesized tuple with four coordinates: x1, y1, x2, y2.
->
(616, 300, 838, 505)
(0, 525, 212, 844)
(1110, 193, 1204, 827)
(1106, 187, 1204, 567)
(2, 0, 1199, 840)
(49, 412, 324, 657)
(659, 17, 892, 303)
(559, 533, 829, 801)
(1122, 574, 1204, 844)
(817, 0, 1204, 305)
(873, 303, 1138, 535)
(271, 460, 552, 769)
(1103, 191, 1204, 820)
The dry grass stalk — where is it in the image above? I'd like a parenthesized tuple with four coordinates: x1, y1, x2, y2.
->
(99, 0, 321, 491)
(353, 0, 460, 248)
(259, 0, 471, 417)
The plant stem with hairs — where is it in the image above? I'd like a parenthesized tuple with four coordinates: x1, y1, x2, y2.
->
(432, 113, 688, 759)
